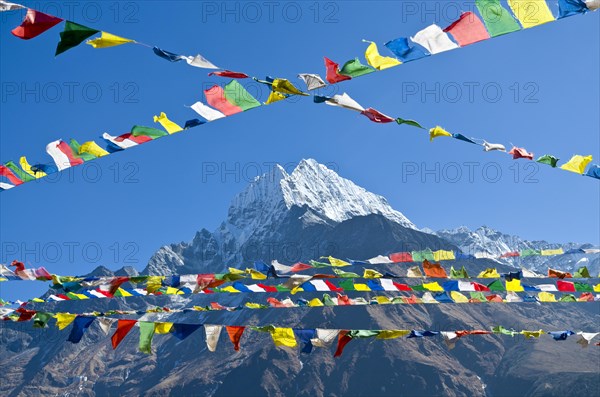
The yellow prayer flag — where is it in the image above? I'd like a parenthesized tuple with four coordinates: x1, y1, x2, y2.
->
(560, 155, 593, 174)
(146, 276, 164, 293)
(245, 269, 267, 280)
(116, 288, 133, 297)
(153, 112, 183, 134)
(19, 156, 46, 178)
(508, 0, 555, 29)
(363, 269, 383, 279)
(271, 79, 308, 96)
(220, 286, 240, 293)
(541, 248, 564, 256)
(228, 268, 245, 275)
(270, 327, 297, 348)
(593, 284, 600, 293)
(328, 256, 350, 267)
(70, 293, 89, 300)
(506, 279, 524, 292)
(308, 298, 324, 307)
(521, 329, 544, 338)
(429, 126, 452, 142)
(80, 141, 109, 158)
(433, 250, 455, 261)
(154, 322, 174, 334)
(31, 297, 44, 302)
(376, 330, 410, 339)
(450, 291, 469, 302)
(354, 283, 372, 291)
(55, 313, 77, 330)
(375, 296, 391, 304)
(265, 90, 287, 105)
(165, 287, 184, 295)
(423, 282, 444, 292)
(245, 302, 263, 309)
(538, 291, 557, 302)
(87, 32, 134, 48)
(364, 41, 401, 70)
(477, 268, 500, 278)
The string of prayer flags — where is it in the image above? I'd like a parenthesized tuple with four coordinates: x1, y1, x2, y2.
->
(508, 0, 555, 28)
(443, 12, 491, 46)
(55, 21, 99, 56)
(11, 9, 63, 40)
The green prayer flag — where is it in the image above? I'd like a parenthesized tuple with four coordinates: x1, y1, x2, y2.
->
(349, 330, 380, 339)
(131, 125, 168, 139)
(559, 294, 577, 302)
(536, 155, 559, 168)
(487, 280, 506, 291)
(450, 266, 469, 279)
(69, 139, 96, 161)
(396, 117, 424, 129)
(520, 249, 541, 257)
(250, 325, 275, 333)
(492, 326, 517, 336)
(33, 312, 53, 328)
(56, 21, 100, 56)
(4, 160, 35, 182)
(574, 282, 593, 292)
(275, 285, 291, 292)
(469, 292, 487, 302)
(223, 80, 261, 111)
(139, 321, 156, 354)
(338, 279, 356, 291)
(475, 0, 521, 37)
(574, 266, 591, 278)
(411, 249, 434, 262)
(322, 293, 336, 306)
(339, 58, 376, 77)
(310, 260, 331, 268)
(411, 284, 426, 292)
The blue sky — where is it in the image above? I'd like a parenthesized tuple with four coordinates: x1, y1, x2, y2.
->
(1, 1, 598, 301)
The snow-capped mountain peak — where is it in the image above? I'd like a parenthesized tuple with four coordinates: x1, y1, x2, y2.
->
(225, 159, 415, 244)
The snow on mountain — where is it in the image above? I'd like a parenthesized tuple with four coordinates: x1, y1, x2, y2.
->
(225, 158, 415, 245)
(437, 226, 599, 275)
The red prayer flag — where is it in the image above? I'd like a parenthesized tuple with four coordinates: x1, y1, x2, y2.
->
(500, 251, 520, 258)
(324, 280, 343, 292)
(472, 282, 490, 292)
(324, 57, 351, 84)
(361, 108, 396, 123)
(204, 85, 243, 116)
(266, 297, 286, 307)
(111, 319, 137, 349)
(556, 280, 576, 292)
(11, 9, 63, 40)
(443, 12, 490, 46)
(0, 165, 23, 185)
(336, 293, 352, 305)
(334, 330, 352, 357)
(116, 133, 152, 145)
(393, 282, 412, 291)
(508, 147, 534, 160)
(290, 262, 312, 272)
(208, 70, 250, 79)
(256, 283, 278, 293)
(16, 308, 36, 322)
(579, 292, 594, 302)
(389, 252, 413, 263)
(226, 326, 245, 351)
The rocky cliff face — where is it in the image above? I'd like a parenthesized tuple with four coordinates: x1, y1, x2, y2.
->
(1, 160, 598, 397)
